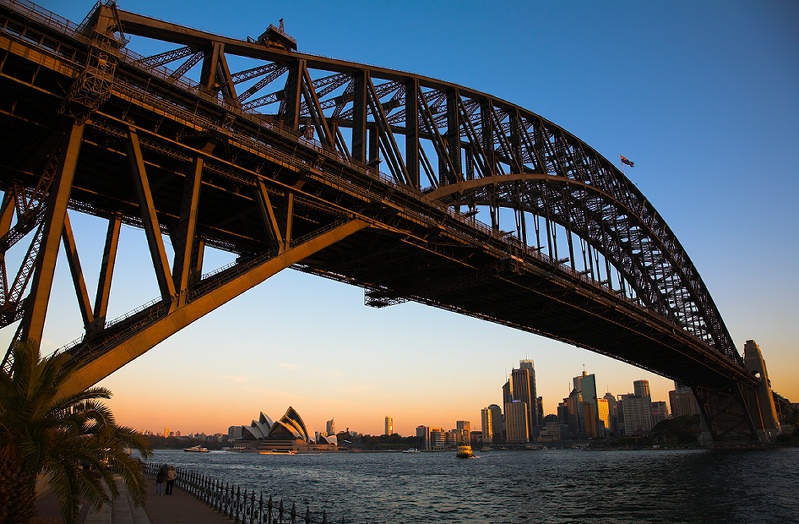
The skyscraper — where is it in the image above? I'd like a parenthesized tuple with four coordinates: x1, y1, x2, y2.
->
(385, 416, 394, 436)
(488, 404, 503, 444)
(511, 359, 539, 440)
(456, 420, 470, 444)
(578, 371, 599, 437)
(326, 418, 336, 437)
(481, 407, 492, 442)
(634, 380, 651, 399)
(504, 400, 529, 443)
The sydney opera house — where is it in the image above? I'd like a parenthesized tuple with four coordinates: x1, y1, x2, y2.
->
(233, 406, 338, 452)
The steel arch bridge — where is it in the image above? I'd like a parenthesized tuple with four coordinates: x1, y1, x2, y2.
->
(0, 0, 780, 442)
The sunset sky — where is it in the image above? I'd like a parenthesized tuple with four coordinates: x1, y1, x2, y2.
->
(19, 0, 799, 436)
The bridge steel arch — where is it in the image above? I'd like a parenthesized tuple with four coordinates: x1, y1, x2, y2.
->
(0, 0, 779, 442)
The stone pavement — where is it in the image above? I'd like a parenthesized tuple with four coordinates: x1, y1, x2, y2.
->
(33, 473, 231, 524)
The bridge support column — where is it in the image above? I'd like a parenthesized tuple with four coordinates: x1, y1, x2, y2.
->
(743, 339, 781, 442)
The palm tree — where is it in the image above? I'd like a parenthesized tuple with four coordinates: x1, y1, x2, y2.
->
(0, 341, 153, 524)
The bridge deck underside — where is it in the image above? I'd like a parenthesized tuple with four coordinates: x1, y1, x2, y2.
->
(0, 9, 744, 393)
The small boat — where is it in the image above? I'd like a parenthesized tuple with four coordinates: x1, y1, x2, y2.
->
(259, 449, 296, 455)
(184, 445, 209, 453)
(456, 444, 473, 458)
(402, 448, 420, 453)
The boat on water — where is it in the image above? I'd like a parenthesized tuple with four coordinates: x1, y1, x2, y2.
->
(183, 445, 209, 453)
(402, 448, 420, 453)
(259, 449, 297, 455)
(455, 444, 473, 458)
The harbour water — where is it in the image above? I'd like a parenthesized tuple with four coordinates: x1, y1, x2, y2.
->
(150, 447, 798, 523)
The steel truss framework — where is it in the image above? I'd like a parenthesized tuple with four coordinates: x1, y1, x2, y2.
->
(0, 0, 771, 441)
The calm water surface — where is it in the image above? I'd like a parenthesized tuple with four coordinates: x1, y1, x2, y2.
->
(151, 447, 798, 523)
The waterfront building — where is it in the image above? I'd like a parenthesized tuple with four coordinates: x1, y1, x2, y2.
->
(505, 400, 529, 443)
(669, 383, 700, 417)
(488, 404, 504, 444)
(651, 401, 669, 427)
(430, 427, 445, 450)
(228, 425, 243, 440)
(572, 370, 602, 439)
(511, 360, 539, 439)
(481, 407, 492, 443)
(234, 407, 337, 452)
(603, 392, 619, 436)
(385, 416, 394, 436)
(621, 395, 653, 436)
(416, 425, 430, 450)
(566, 388, 583, 438)
(326, 418, 336, 437)
(597, 398, 609, 436)
(456, 420, 470, 443)
(583, 402, 598, 438)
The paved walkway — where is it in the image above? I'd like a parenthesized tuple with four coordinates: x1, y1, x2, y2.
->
(33, 473, 231, 524)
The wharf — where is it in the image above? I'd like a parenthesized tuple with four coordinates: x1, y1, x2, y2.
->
(33, 473, 231, 524)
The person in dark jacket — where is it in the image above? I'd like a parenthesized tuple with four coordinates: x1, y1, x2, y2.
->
(155, 464, 167, 495)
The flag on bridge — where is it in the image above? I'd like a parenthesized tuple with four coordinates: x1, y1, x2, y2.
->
(620, 154, 634, 168)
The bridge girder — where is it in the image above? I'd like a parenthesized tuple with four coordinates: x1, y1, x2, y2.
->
(0, 0, 771, 442)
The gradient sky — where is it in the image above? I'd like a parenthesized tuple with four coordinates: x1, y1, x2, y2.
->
(20, 0, 799, 436)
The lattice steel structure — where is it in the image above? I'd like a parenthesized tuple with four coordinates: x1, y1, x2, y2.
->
(0, 0, 779, 442)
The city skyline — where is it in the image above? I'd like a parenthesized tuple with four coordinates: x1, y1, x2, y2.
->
(12, 0, 798, 436)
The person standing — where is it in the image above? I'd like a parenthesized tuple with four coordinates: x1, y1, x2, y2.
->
(165, 465, 177, 495)
(155, 464, 167, 496)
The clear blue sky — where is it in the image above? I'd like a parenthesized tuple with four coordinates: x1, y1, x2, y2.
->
(26, 0, 799, 436)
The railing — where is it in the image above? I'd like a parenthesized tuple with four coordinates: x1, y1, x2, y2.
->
(144, 462, 344, 524)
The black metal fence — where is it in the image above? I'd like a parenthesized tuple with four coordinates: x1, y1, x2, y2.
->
(144, 462, 345, 524)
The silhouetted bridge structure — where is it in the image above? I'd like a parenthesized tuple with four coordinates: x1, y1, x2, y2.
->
(0, 0, 782, 442)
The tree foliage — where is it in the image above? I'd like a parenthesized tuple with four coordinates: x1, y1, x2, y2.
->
(0, 342, 153, 524)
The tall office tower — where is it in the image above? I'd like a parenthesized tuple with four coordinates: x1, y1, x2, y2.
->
(385, 416, 394, 436)
(502, 379, 512, 407)
(511, 360, 539, 439)
(622, 395, 653, 435)
(416, 425, 430, 450)
(456, 420, 470, 443)
(669, 383, 700, 417)
(537, 397, 544, 426)
(326, 418, 336, 436)
(634, 379, 651, 399)
(651, 401, 669, 426)
(481, 407, 493, 442)
(583, 402, 598, 438)
(597, 398, 609, 436)
(504, 400, 529, 443)
(163, 426, 170, 438)
(603, 391, 619, 435)
(577, 371, 599, 437)
(488, 404, 504, 444)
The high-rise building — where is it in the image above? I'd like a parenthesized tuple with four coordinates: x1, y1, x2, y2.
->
(488, 404, 503, 444)
(416, 425, 430, 450)
(669, 383, 700, 417)
(385, 416, 394, 436)
(326, 418, 336, 437)
(481, 407, 493, 442)
(597, 398, 609, 436)
(456, 420, 470, 443)
(574, 371, 600, 438)
(634, 380, 651, 399)
(505, 400, 529, 443)
(511, 360, 539, 439)
(604, 392, 619, 435)
(651, 401, 669, 427)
